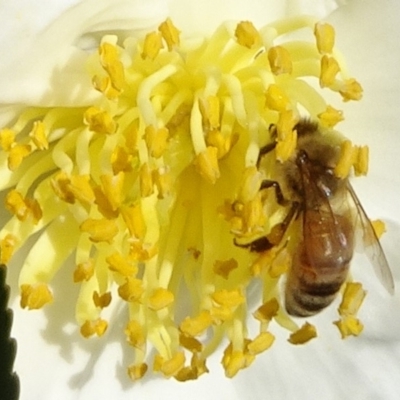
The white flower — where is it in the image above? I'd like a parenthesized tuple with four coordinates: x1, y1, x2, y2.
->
(1, 0, 399, 399)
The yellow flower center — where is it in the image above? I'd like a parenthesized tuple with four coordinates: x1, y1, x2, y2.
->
(0, 16, 369, 381)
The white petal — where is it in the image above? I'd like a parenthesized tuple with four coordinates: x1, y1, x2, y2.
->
(0, 0, 169, 110)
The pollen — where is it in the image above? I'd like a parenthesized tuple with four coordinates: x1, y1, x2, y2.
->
(158, 18, 180, 51)
(235, 21, 260, 48)
(194, 146, 220, 184)
(320, 55, 340, 88)
(268, 46, 293, 75)
(83, 106, 116, 135)
(288, 322, 317, 344)
(0, 128, 15, 150)
(317, 105, 344, 127)
(20, 283, 53, 310)
(148, 287, 174, 311)
(265, 84, 291, 112)
(142, 31, 163, 60)
(0, 16, 368, 381)
(180, 311, 213, 337)
(314, 22, 335, 54)
(80, 218, 118, 243)
(80, 318, 108, 338)
(29, 121, 48, 150)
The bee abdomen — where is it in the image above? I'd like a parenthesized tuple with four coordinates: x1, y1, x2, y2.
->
(285, 272, 347, 317)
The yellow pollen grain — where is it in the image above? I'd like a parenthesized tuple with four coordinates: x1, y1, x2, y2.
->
(317, 105, 344, 127)
(118, 277, 144, 301)
(29, 120, 48, 150)
(253, 298, 279, 321)
(144, 125, 169, 159)
(139, 163, 154, 197)
(158, 18, 180, 51)
(5, 189, 29, 221)
(275, 128, 297, 162)
(80, 218, 118, 243)
(179, 333, 203, 352)
(68, 174, 95, 205)
(159, 351, 186, 378)
(50, 171, 75, 203)
(125, 320, 146, 349)
(80, 318, 108, 338)
(93, 291, 112, 308)
(268, 46, 293, 75)
(111, 146, 133, 174)
(334, 316, 364, 338)
(235, 21, 260, 48)
(73, 259, 95, 282)
(339, 78, 363, 102)
(265, 84, 291, 112)
(127, 363, 148, 381)
(99, 41, 125, 91)
(334, 140, 355, 179)
(354, 145, 369, 176)
(338, 282, 366, 317)
(152, 167, 171, 199)
(8, 144, 32, 171)
(320, 55, 340, 88)
(213, 258, 238, 279)
(371, 219, 386, 239)
(107, 252, 137, 277)
(120, 203, 147, 240)
(0, 234, 17, 264)
(148, 287, 174, 311)
(288, 322, 317, 344)
(247, 332, 275, 355)
(20, 283, 53, 310)
(194, 146, 220, 184)
(83, 106, 116, 135)
(0, 128, 15, 150)
(180, 311, 213, 337)
(142, 31, 163, 60)
(100, 172, 125, 211)
(212, 288, 245, 308)
(314, 22, 335, 54)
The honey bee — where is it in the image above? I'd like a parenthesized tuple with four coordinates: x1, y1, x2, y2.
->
(237, 119, 394, 317)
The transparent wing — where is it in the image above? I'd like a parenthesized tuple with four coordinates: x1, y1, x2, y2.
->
(347, 182, 395, 295)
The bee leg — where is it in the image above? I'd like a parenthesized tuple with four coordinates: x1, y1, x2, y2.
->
(233, 236, 274, 252)
(260, 179, 288, 206)
(257, 142, 276, 167)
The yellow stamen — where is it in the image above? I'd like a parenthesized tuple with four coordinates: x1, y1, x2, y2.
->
(194, 146, 220, 184)
(80, 218, 118, 243)
(80, 318, 108, 338)
(73, 260, 95, 282)
(265, 84, 291, 111)
(180, 311, 213, 337)
(334, 316, 364, 338)
(144, 125, 169, 159)
(317, 105, 344, 127)
(268, 46, 293, 75)
(158, 18, 180, 50)
(142, 31, 163, 60)
(288, 322, 317, 344)
(8, 144, 31, 171)
(125, 320, 146, 349)
(106, 252, 137, 277)
(338, 282, 366, 317)
(247, 332, 275, 355)
(320, 55, 340, 88)
(314, 22, 335, 54)
(0, 128, 15, 151)
(20, 283, 53, 310)
(118, 277, 144, 301)
(29, 121, 48, 150)
(235, 21, 260, 48)
(93, 291, 112, 308)
(83, 106, 116, 135)
(127, 363, 148, 380)
(213, 258, 238, 279)
(148, 287, 174, 311)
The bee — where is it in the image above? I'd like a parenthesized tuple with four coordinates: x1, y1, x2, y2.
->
(236, 119, 394, 317)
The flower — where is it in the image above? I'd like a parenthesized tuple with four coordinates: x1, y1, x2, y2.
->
(2, 0, 400, 399)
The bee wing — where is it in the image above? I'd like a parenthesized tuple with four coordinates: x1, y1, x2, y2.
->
(347, 182, 395, 295)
